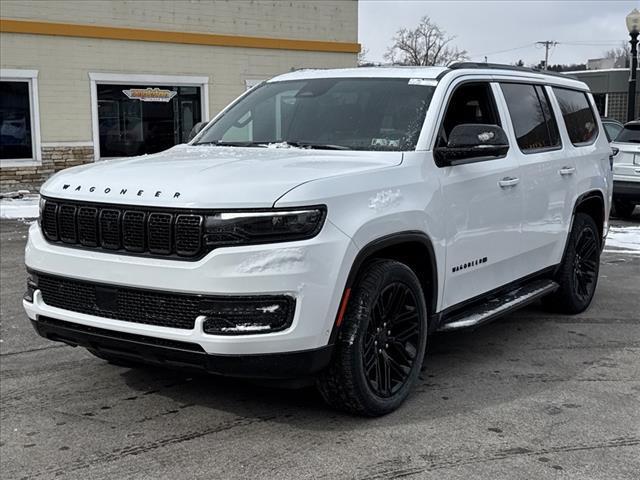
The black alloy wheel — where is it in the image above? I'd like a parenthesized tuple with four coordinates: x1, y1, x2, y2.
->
(363, 282, 421, 398)
(572, 227, 599, 305)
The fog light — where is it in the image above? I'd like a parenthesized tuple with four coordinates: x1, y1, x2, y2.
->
(24, 271, 38, 303)
(201, 296, 295, 335)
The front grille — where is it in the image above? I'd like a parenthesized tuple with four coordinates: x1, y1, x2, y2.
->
(35, 273, 295, 333)
(42, 198, 204, 258)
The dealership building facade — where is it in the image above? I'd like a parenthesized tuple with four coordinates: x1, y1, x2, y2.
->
(0, 0, 359, 192)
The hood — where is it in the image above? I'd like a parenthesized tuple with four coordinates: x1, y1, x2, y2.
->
(41, 144, 402, 208)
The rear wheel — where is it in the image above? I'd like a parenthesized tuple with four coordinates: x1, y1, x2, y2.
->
(543, 213, 600, 314)
(613, 199, 636, 219)
(317, 259, 428, 416)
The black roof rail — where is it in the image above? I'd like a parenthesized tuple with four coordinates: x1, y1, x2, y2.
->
(441, 62, 577, 80)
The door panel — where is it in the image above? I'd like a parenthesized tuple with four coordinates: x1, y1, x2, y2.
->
(441, 157, 523, 308)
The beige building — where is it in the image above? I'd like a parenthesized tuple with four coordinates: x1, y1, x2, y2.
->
(0, 0, 359, 191)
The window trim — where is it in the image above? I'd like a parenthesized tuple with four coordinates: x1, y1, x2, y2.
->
(88, 72, 210, 160)
(499, 82, 563, 156)
(551, 86, 600, 148)
(0, 69, 42, 167)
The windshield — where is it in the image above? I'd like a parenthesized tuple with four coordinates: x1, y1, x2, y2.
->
(614, 124, 640, 143)
(195, 78, 436, 151)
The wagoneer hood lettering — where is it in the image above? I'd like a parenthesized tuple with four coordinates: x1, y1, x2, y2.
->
(41, 144, 402, 208)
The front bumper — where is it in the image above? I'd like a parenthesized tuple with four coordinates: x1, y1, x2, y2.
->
(24, 220, 357, 358)
(613, 179, 640, 203)
(30, 316, 333, 379)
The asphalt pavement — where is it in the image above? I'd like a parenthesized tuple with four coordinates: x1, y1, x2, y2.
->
(1, 216, 639, 480)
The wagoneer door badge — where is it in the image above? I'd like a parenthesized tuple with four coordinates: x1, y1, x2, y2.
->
(61, 184, 181, 198)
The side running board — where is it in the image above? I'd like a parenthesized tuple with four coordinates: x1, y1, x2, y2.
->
(438, 279, 559, 332)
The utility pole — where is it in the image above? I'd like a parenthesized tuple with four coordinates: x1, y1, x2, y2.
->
(536, 41, 558, 70)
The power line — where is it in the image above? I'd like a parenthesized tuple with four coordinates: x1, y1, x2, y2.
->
(468, 43, 536, 59)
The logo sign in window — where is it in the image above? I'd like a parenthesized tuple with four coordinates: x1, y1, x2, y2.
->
(122, 87, 178, 102)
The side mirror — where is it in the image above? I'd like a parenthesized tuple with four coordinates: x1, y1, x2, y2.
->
(435, 124, 509, 167)
(187, 121, 208, 142)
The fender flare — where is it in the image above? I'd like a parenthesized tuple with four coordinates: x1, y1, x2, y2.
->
(329, 231, 438, 344)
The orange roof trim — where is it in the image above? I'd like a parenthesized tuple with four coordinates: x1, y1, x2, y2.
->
(0, 18, 361, 54)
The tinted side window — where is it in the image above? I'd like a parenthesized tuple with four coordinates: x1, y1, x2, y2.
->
(535, 85, 561, 147)
(500, 83, 560, 152)
(552, 88, 598, 145)
(438, 82, 500, 147)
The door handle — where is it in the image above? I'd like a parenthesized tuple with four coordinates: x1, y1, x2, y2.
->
(559, 166, 576, 176)
(498, 176, 520, 188)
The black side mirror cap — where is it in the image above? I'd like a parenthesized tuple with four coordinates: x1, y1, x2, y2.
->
(435, 124, 510, 167)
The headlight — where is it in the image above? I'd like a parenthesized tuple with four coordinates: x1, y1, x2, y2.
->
(203, 207, 326, 248)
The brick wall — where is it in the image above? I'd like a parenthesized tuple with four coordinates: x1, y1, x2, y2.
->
(1, 146, 93, 193)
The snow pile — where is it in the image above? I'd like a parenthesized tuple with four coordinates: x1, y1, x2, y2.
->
(0, 194, 40, 219)
(604, 226, 640, 255)
(369, 189, 402, 211)
(237, 248, 306, 273)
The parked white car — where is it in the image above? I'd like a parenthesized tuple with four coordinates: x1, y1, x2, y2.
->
(610, 120, 640, 218)
(24, 64, 612, 415)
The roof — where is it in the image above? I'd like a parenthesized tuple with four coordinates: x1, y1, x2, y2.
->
(269, 66, 448, 82)
(269, 64, 588, 90)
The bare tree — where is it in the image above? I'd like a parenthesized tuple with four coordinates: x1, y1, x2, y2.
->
(384, 16, 467, 66)
(603, 42, 631, 68)
(358, 47, 370, 66)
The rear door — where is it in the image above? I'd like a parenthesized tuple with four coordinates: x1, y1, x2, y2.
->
(436, 80, 524, 309)
(497, 82, 576, 270)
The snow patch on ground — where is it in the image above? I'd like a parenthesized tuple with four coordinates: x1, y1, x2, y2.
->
(237, 248, 306, 273)
(604, 226, 640, 255)
(0, 195, 39, 219)
(369, 189, 402, 211)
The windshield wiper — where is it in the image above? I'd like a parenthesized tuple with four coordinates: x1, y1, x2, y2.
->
(285, 141, 351, 150)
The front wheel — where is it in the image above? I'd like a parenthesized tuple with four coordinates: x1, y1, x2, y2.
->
(317, 259, 428, 416)
(543, 213, 600, 314)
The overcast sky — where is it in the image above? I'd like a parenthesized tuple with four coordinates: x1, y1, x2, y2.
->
(358, 1, 636, 66)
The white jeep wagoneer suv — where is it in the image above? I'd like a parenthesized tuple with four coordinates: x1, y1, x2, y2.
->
(24, 63, 612, 415)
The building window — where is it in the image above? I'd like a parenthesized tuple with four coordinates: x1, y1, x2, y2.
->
(97, 84, 202, 158)
(89, 73, 209, 160)
(592, 93, 607, 117)
(0, 69, 41, 165)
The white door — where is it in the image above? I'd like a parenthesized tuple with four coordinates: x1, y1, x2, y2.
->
(437, 81, 524, 309)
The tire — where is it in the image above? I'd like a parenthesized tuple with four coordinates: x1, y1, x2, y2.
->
(543, 213, 600, 314)
(317, 259, 428, 416)
(613, 199, 636, 219)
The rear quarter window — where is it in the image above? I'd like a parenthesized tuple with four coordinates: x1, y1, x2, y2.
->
(552, 88, 598, 146)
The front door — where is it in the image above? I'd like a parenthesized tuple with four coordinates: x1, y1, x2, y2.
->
(437, 81, 524, 309)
